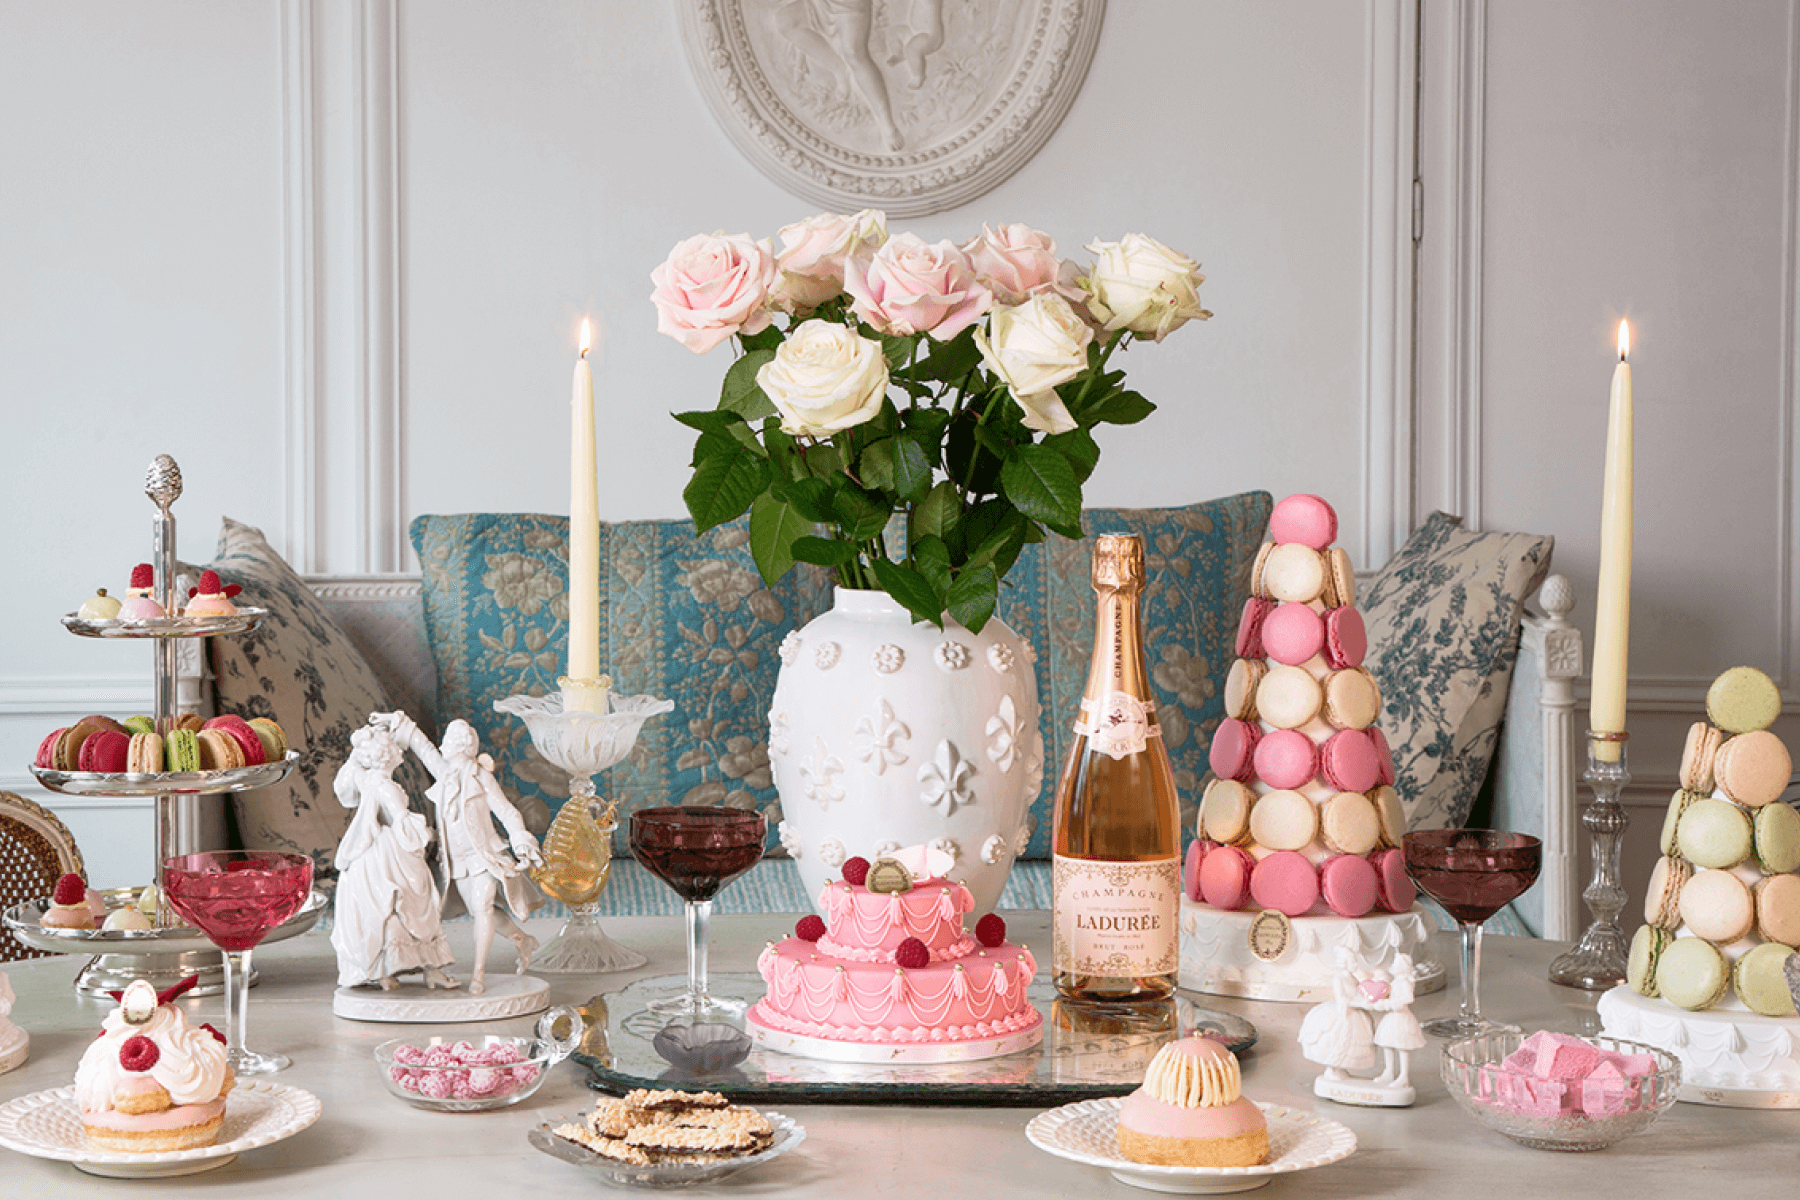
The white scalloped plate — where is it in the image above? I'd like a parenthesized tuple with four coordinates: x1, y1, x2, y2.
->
(1026, 1098, 1355, 1194)
(0, 1079, 320, 1178)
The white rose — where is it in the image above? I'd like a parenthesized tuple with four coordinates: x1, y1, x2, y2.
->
(1082, 233, 1211, 342)
(973, 293, 1093, 434)
(757, 320, 890, 437)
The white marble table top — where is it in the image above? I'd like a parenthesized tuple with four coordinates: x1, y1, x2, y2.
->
(0, 912, 1792, 1195)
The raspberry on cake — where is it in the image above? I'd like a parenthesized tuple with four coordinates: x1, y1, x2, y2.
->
(75, 978, 233, 1152)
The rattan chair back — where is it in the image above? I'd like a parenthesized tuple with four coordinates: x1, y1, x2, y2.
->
(0, 792, 85, 962)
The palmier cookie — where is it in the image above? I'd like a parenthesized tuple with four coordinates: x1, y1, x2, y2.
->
(1658, 788, 1705, 856)
(1677, 868, 1754, 944)
(1322, 667, 1380, 730)
(1321, 790, 1381, 855)
(1754, 873, 1800, 945)
(1320, 548, 1356, 609)
(1224, 659, 1265, 722)
(1643, 854, 1691, 929)
(1712, 729, 1792, 809)
(1256, 664, 1323, 730)
(1262, 543, 1326, 604)
(1248, 789, 1318, 852)
(1370, 784, 1406, 848)
(1200, 778, 1254, 844)
(1679, 721, 1724, 794)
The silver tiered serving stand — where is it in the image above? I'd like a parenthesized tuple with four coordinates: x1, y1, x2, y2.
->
(495, 685, 673, 972)
(3, 456, 320, 997)
(1549, 731, 1631, 989)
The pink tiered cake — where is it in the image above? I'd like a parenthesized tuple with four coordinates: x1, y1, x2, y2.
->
(1178, 494, 1438, 1001)
(746, 854, 1042, 1064)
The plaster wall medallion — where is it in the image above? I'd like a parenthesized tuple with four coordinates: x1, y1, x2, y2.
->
(677, 0, 1107, 217)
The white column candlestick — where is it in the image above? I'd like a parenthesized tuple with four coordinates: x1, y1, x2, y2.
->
(1589, 320, 1632, 761)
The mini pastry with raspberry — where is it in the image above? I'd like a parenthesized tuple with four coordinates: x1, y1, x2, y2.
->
(76, 978, 233, 1152)
(41, 873, 96, 929)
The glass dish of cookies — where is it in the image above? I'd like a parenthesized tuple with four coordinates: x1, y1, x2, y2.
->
(530, 1088, 803, 1188)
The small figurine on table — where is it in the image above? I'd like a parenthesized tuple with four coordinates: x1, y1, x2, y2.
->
(386, 713, 544, 995)
(331, 719, 458, 993)
(1299, 949, 1418, 1107)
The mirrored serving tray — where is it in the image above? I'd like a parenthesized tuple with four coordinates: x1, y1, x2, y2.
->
(61, 607, 269, 639)
(572, 973, 1257, 1107)
(32, 751, 297, 797)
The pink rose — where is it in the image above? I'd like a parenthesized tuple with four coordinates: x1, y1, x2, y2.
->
(772, 209, 887, 313)
(844, 232, 992, 339)
(650, 232, 778, 354)
(961, 223, 1077, 307)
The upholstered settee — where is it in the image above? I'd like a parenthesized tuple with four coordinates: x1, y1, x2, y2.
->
(188, 495, 1580, 934)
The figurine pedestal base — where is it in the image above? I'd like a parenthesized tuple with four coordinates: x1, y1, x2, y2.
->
(332, 974, 551, 1023)
(1178, 899, 1445, 1003)
(0, 1024, 26, 1075)
(1313, 1074, 1414, 1108)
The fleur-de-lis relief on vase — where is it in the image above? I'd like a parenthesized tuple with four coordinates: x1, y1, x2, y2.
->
(919, 739, 976, 816)
(854, 699, 911, 776)
(799, 737, 846, 809)
(985, 694, 1022, 772)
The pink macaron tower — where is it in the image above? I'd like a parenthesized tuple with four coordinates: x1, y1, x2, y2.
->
(1188, 493, 1414, 921)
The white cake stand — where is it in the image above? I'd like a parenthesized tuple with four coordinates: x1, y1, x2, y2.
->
(494, 686, 673, 973)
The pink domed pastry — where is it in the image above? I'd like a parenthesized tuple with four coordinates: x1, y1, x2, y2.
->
(1319, 853, 1380, 917)
(1261, 602, 1325, 666)
(1199, 844, 1255, 910)
(1268, 494, 1338, 551)
(1235, 597, 1272, 660)
(1324, 607, 1367, 669)
(1249, 850, 1319, 916)
(1209, 718, 1261, 783)
(1253, 729, 1318, 791)
(1117, 1036, 1269, 1167)
(1321, 729, 1381, 793)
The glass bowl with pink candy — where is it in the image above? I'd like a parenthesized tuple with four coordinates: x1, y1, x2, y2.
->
(374, 1006, 582, 1112)
(1441, 1031, 1680, 1151)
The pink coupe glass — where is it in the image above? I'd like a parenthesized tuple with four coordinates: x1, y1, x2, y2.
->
(163, 851, 313, 1074)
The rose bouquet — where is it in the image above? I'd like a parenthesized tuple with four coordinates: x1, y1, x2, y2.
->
(651, 211, 1209, 632)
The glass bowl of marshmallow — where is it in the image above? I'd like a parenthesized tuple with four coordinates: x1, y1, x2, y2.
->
(1441, 1031, 1680, 1151)
(374, 1005, 582, 1112)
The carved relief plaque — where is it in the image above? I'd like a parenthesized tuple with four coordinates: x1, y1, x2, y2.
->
(677, 0, 1106, 217)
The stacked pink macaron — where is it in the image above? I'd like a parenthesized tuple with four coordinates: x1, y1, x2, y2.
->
(1188, 494, 1412, 919)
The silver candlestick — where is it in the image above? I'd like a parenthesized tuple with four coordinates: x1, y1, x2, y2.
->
(1549, 731, 1630, 988)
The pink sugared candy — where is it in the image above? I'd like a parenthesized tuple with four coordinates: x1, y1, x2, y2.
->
(1484, 1032, 1656, 1120)
(489, 1042, 523, 1065)
(510, 1063, 540, 1087)
(466, 1067, 502, 1096)
(392, 1043, 426, 1066)
(418, 1071, 455, 1099)
(423, 1047, 455, 1068)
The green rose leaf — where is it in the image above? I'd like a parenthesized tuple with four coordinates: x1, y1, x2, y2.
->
(946, 563, 998, 634)
(1001, 443, 1083, 537)
(674, 409, 747, 436)
(912, 534, 952, 599)
(910, 481, 962, 548)
(748, 492, 812, 585)
(791, 535, 860, 567)
(720, 350, 776, 420)
(831, 484, 892, 542)
(964, 508, 1029, 579)
(1090, 388, 1156, 426)
(891, 432, 934, 503)
(1042, 427, 1100, 482)
(918, 327, 982, 383)
(684, 432, 772, 533)
(857, 437, 898, 492)
(773, 476, 837, 523)
(737, 326, 783, 354)
(874, 558, 944, 627)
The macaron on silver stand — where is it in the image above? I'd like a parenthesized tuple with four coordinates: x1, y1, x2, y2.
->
(4, 455, 320, 997)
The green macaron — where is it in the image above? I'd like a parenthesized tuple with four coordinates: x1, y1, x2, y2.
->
(1732, 942, 1798, 1017)
(122, 714, 156, 737)
(1755, 801, 1800, 874)
(1677, 797, 1754, 869)
(1656, 937, 1731, 1011)
(164, 727, 201, 772)
(1627, 924, 1670, 998)
(1706, 665, 1782, 734)
(1659, 788, 1705, 856)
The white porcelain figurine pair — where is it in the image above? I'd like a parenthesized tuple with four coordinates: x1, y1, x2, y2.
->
(1298, 947, 1424, 1107)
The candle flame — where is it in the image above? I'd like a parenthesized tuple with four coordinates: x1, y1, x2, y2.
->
(579, 318, 593, 358)
(1617, 320, 1630, 361)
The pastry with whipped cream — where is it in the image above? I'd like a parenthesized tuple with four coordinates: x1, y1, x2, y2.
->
(1117, 1036, 1268, 1167)
(75, 978, 233, 1152)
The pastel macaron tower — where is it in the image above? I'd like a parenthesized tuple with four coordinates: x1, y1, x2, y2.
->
(1177, 494, 1436, 1001)
(1599, 665, 1800, 1100)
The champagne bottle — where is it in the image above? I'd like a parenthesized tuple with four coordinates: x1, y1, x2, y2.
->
(1051, 534, 1183, 1001)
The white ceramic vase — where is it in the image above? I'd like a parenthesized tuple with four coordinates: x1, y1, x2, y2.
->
(769, 588, 1044, 917)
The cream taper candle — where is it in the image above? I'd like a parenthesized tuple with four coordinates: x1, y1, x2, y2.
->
(566, 318, 603, 708)
(1590, 320, 1632, 761)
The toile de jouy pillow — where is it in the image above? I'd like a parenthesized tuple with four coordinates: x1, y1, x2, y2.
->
(1361, 512, 1554, 832)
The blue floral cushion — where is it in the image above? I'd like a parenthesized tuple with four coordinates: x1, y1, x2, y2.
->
(1362, 512, 1554, 831)
(410, 492, 1270, 856)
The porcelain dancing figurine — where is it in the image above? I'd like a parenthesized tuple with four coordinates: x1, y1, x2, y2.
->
(1299, 949, 1418, 1107)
